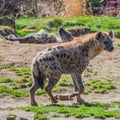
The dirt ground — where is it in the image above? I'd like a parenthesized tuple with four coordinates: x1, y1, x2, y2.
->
(0, 36, 120, 120)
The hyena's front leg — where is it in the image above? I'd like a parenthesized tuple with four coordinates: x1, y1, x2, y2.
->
(70, 72, 85, 103)
(45, 74, 61, 103)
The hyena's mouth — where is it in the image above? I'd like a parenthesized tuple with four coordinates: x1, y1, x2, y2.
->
(106, 47, 114, 52)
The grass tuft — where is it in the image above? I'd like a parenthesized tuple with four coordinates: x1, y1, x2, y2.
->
(0, 77, 13, 83)
(84, 78, 116, 94)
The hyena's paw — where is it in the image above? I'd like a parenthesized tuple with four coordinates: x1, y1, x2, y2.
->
(51, 97, 58, 103)
(31, 102, 38, 106)
(77, 98, 85, 104)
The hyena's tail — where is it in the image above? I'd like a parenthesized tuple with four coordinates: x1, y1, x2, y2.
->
(31, 61, 45, 89)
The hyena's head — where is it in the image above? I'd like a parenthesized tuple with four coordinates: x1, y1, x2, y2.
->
(96, 30, 114, 52)
(59, 27, 73, 42)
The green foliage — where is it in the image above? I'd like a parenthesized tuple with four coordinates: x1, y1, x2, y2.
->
(84, 79, 116, 94)
(93, 70, 99, 76)
(16, 30, 35, 37)
(36, 89, 46, 95)
(52, 113, 61, 118)
(9, 67, 31, 77)
(8, 113, 17, 117)
(115, 42, 120, 47)
(6, 107, 14, 111)
(47, 18, 63, 28)
(34, 114, 48, 120)
(58, 74, 72, 86)
(92, 0, 102, 7)
(19, 101, 120, 119)
(84, 72, 90, 77)
(0, 65, 35, 97)
(0, 63, 12, 69)
(0, 77, 13, 83)
(0, 85, 29, 98)
(15, 16, 120, 37)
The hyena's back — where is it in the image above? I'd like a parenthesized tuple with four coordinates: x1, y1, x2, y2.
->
(32, 41, 87, 78)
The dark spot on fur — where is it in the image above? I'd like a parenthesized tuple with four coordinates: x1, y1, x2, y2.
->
(50, 66, 53, 70)
(79, 45, 81, 49)
(56, 54, 59, 58)
(82, 48, 85, 52)
(57, 46, 64, 49)
(51, 56, 55, 60)
(57, 67, 61, 71)
(74, 52, 77, 55)
(49, 57, 52, 61)
(67, 55, 70, 59)
(54, 66, 57, 69)
(71, 58, 73, 61)
(48, 48, 52, 51)
(86, 53, 88, 57)
(63, 53, 66, 57)
(53, 48, 56, 51)
(84, 47, 88, 52)
(43, 58, 47, 61)
(40, 59, 42, 62)
(61, 54, 63, 58)
(44, 56, 55, 61)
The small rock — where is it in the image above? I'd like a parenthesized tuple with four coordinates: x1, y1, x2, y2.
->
(19, 117, 28, 120)
(6, 116, 16, 120)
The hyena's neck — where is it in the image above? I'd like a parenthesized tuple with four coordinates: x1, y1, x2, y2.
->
(82, 37, 103, 59)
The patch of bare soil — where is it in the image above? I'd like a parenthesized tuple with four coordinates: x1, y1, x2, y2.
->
(0, 37, 120, 120)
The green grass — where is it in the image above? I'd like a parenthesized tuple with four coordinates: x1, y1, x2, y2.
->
(34, 114, 48, 120)
(0, 63, 117, 98)
(9, 67, 31, 77)
(58, 75, 72, 86)
(115, 42, 120, 47)
(0, 62, 117, 97)
(0, 64, 71, 97)
(84, 72, 91, 77)
(84, 78, 116, 94)
(52, 113, 61, 118)
(19, 101, 120, 119)
(14, 16, 120, 37)
(0, 63, 13, 69)
(0, 85, 29, 98)
(93, 70, 99, 76)
(0, 77, 13, 83)
(7, 113, 17, 117)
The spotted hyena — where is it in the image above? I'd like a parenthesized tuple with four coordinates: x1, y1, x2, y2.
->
(6, 28, 72, 44)
(30, 29, 114, 106)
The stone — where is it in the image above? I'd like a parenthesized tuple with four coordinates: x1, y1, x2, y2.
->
(19, 117, 28, 120)
(6, 116, 16, 120)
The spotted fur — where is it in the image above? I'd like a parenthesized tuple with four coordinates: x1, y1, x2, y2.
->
(30, 30, 114, 105)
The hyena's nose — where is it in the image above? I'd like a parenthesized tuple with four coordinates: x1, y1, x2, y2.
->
(109, 46, 114, 52)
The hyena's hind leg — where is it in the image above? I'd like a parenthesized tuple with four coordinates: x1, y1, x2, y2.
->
(45, 74, 61, 103)
(30, 80, 40, 106)
(30, 61, 46, 106)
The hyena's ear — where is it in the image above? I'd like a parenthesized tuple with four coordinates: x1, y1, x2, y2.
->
(96, 31, 102, 40)
(59, 27, 73, 41)
(109, 30, 114, 38)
